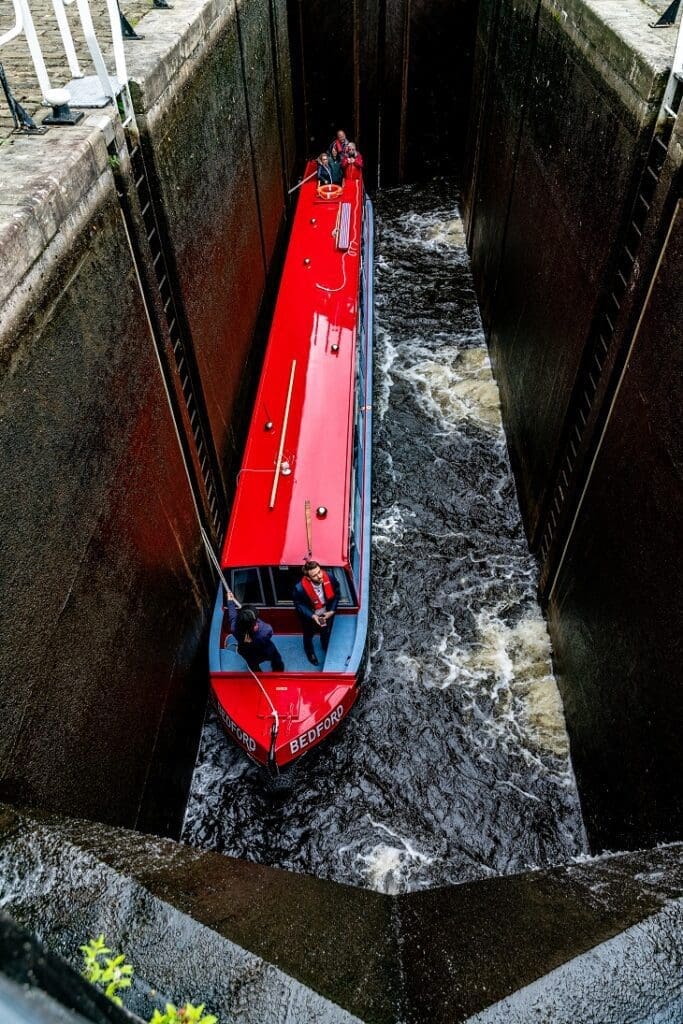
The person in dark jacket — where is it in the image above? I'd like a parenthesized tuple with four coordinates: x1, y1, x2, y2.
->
(224, 590, 284, 672)
(316, 151, 343, 187)
(292, 560, 341, 665)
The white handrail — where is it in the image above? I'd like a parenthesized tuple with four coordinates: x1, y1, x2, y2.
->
(51, 0, 82, 78)
(0, 0, 23, 47)
(0, 0, 132, 119)
(8, 0, 53, 97)
(73, 0, 116, 102)
(103, 0, 128, 89)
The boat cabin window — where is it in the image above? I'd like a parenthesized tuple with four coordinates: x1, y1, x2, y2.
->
(229, 566, 355, 607)
(270, 566, 302, 604)
(330, 566, 354, 605)
(230, 567, 265, 605)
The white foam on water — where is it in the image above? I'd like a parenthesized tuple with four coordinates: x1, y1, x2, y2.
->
(355, 820, 435, 894)
(372, 505, 417, 547)
(423, 216, 467, 249)
(395, 652, 420, 684)
(391, 342, 502, 434)
(425, 609, 570, 758)
(375, 326, 398, 421)
(393, 211, 467, 254)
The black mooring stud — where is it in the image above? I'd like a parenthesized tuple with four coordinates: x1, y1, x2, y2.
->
(43, 88, 84, 126)
(0, 62, 44, 134)
(651, 0, 681, 27)
(153, 0, 174, 9)
(118, 2, 143, 38)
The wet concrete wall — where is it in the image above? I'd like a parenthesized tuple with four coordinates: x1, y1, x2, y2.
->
(462, 0, 682, 848)
(463, 0, 671, 538)
(1, 805, 681, 1023)
(0, 128, 208, 834)
(288, 0, 477, 185)
(0, 0, 295, 833)
(548, 194, 683, 849)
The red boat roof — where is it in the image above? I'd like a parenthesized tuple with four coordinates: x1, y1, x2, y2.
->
(221, 163, 365, 570)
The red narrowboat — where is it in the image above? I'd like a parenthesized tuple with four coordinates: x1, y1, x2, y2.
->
(208, 161, 374, 776)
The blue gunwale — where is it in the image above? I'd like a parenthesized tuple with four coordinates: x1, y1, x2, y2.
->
(208, 195, 374, 681)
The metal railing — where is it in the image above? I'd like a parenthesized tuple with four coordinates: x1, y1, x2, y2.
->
(660, 7, 683, 124)
(0, 0, 133, 124)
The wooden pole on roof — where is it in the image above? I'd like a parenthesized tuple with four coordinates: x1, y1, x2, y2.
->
(269, 360, 296, 509)
(288, 169, 317, 195)
(304, 499, 313, 557)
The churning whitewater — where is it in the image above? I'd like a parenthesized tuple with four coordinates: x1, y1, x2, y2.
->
(182, 180, 588, 891)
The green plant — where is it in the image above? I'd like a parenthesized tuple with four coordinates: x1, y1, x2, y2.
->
(150, 1003, 217, 1024)
(80, 936, 219, 1023)
(79, 935, 133, 1006)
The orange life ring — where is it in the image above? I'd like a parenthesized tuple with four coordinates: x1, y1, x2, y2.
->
(317, 183, 343, 200)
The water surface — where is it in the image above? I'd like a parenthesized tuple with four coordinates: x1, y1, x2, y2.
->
(182, 180, 587, 891)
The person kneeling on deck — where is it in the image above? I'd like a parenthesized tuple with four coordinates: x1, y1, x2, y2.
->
(224, 590, 284, 672)
(293, 561, 340, 666)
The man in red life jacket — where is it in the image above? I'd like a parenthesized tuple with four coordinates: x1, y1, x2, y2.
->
(341, 142, 364, 180)
(292, 560, 341, 666)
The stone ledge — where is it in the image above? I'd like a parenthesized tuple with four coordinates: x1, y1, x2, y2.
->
(0, 0, 236, 320)
(125, 0, 236, 116)
(0, 120, 121, 314)
(2, 804, 682, 1023)
(0, 168, 117, 360)
(544, 0, 673, 119)
(465, 899, 683, 1023)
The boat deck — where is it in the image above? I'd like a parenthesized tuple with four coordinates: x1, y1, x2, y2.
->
(217, 616, 358, 674)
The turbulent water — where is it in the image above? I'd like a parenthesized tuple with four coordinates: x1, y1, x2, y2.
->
(182, 180, 588, 891)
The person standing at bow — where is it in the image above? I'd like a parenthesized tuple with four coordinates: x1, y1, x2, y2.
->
(341, 142, 364, 181)
(293, 561, 341, 666)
